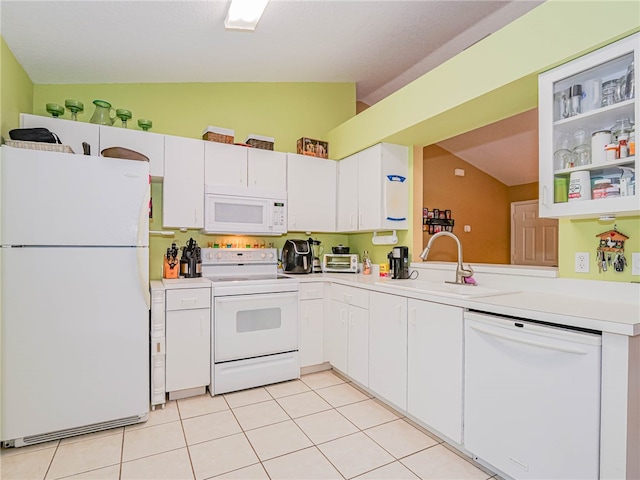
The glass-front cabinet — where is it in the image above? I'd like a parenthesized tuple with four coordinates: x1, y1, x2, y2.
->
(539, 33, 638, 219)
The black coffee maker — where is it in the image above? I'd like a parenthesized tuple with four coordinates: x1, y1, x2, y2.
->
(388, 246, 410, 279)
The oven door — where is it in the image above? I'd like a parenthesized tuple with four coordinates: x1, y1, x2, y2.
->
(214, 291, 298, 362)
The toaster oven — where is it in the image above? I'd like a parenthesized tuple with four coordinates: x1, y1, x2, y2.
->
(322, 253, 359, 273)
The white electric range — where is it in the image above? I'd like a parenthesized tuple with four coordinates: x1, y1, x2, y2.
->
(202, 248, 300, 395)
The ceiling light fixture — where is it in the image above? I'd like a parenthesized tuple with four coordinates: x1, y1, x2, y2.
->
(225, 0, 269, 31)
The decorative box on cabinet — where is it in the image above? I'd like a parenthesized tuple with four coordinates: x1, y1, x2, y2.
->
(328, 284, 369, 387)
(539, 33, 639, 219)
(336, 142, 409, 232)
(163, 135, 204, 229)
(299, 282, 325, 369)
(20, 113, 100, 157)
(204, 141, 287, 192)
(287, 153, 337, 232)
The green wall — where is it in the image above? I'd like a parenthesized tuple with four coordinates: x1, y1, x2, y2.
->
(325, 0, 640, 282)
(0, 36, 34, 141)
(29, 81, 356, 280)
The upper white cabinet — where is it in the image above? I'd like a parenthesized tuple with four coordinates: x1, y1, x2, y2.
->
(163, 135, 204, 229)
(407, 299, 463, 444)
(539, 33, 638, 219)
(369, 292, 407, 411)
(336, 155, 359, 231)
(20, 113, 100, 157)
(204, 142, 287, 192)
(287, 153, 337, 232)
(337, 142, 409, 232)
(99, 126, 165, 178)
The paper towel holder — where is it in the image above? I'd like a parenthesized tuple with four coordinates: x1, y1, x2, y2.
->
(372, 230, 398, 245)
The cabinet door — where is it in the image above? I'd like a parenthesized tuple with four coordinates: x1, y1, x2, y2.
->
(248, 149, 287, 192)
(328, 300, 348, 374)
(20, 113, 100, 158)
(538, 33, 639, 219)
(99, 126, 165, 178)
(407, 299, 463, 443)
(300, 298, 324, 368)
(357, 145, 383, 231)
(204, 141, 247, 187)
(336, 154, 359, 232)
(163, 135, 204, 228)
(165, 308, 210, 392)
(347, 305, 369, 387)
(369, 292, 407, 410)
(287, 153, 337, 232)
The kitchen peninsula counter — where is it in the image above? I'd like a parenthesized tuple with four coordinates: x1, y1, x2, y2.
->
(291, 268, 640, 336)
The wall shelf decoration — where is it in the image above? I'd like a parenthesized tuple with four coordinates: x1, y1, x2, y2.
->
(423, 208, 454, 234)
(595, 226, 629, 273)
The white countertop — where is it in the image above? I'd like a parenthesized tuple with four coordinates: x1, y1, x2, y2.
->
(293, 271, 640, 336)
(152, 268, 640, 336)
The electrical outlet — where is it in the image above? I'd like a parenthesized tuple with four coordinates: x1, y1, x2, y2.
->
(632, 253, 640, 276)
(575, 252, 590, 273)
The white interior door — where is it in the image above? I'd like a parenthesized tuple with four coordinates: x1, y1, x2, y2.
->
(511, 200, 558, 266)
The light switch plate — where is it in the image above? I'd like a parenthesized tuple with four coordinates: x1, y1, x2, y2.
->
(632, 252, 640, 276)
(575, 252, 590, 273)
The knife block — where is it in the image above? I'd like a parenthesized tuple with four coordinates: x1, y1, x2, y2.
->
(163, 257, 179, 279)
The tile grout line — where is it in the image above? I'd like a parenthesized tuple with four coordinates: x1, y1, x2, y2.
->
(41, 440, 60, 480)
(177, 398, 198, 480)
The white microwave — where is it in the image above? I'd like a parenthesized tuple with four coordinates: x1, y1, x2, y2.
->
(203, 185, 287, 235)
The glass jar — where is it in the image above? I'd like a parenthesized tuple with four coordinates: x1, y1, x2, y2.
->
(611, 117, 632, 141)
(602, 79, 618, 107)
(573, 144, 591, 166)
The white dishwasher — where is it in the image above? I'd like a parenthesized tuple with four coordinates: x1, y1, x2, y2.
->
(464, 311, 601, 480)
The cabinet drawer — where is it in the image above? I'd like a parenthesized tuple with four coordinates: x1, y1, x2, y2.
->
(331, 284, 369, 309)
(166, 288, 211, 311)
(300, 282, 324, 300)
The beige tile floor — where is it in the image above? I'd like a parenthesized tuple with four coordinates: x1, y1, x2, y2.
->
(1, 371, 497, 480)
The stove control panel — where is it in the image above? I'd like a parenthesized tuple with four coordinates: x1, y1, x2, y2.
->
(202, 248, 277, 265)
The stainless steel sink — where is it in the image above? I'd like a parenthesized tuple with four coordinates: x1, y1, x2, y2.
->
(375, 279, 515, 299)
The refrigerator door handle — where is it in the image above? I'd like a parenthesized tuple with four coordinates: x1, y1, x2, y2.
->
(137, 247, 150, 309)
(137, 184, 150, 247)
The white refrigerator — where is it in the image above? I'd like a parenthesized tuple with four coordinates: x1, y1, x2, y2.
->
(0, 146, 150, 447)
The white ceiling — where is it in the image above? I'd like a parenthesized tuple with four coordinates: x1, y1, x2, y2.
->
(0, 0, 543, 185)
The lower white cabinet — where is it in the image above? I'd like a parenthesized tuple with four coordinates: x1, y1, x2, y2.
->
(164, 288, 211, 395)
(369, 292, 408, 410)
(328, 284, 369, 387)
(299, 282, 325, 368)
(407, 299, 463, 444)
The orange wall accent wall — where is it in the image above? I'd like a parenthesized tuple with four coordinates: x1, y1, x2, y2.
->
(508, 182, 539, 203)
(422, 145, 511, 264)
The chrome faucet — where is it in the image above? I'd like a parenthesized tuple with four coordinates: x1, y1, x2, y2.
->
(419, 231, 475, 285)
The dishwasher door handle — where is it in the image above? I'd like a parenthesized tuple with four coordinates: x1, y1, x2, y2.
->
(469, 324, 588, 355)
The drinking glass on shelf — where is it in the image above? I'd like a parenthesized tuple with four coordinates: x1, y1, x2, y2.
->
(554, 149, 573, 170)
(573, 144, 592, 167)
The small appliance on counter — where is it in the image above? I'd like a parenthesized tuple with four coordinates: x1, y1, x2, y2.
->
(163, 242, 179, 279)
(308, 238, 324, 273)
(388, 246, 410, 279)
(323, 253, 359, 273)
(180, 238, 202, 278)
(282, 239, 312, 274)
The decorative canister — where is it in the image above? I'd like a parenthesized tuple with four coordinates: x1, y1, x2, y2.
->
(568, 171, 591, 202)
(591, 130, 611, 164)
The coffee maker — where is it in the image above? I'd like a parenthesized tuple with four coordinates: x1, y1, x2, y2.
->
(388, 246, 410, 279)
(308, 238, 324, 273)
